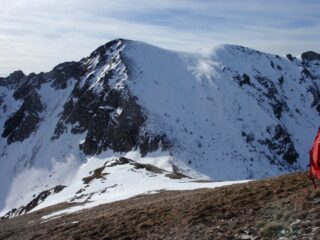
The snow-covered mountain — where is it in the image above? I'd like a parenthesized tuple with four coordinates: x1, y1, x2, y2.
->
(0, 39, 319, 217)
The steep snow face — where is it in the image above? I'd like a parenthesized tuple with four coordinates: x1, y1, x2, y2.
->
(122, 42, 318, 179)
(0, 39, 319, 217)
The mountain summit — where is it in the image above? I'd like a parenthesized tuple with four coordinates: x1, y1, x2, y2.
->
(0, 39, 319, 217)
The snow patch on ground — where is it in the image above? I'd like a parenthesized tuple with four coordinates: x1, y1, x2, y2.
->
(40, 155, 248, 219)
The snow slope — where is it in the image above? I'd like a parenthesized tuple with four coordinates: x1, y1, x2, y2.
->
(0, 39, 319, 217)
(35, 156, 248, 219)
(123, 42, 318, 178)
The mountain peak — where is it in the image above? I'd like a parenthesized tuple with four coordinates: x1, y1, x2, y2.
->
(0, 39, 319, 218)
(89, 38, 127, 58)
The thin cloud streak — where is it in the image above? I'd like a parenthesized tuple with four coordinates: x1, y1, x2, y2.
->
(0, 0, 319, 76)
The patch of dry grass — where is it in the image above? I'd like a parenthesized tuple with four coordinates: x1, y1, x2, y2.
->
(0, 171, 319, 240)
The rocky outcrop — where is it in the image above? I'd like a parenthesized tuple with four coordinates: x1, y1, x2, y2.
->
(252, 75, 288, 119)
(0, 39, 171, 156)
(0, 70, 26, 88)
(51, 39, 171, 156)
(308, 84, 320, 114)
(259, 125, 299, 165)
(1, 185, 66, 219)
(301, 51, 320, 62)
(233, 73, 251, 87)
(50, 61, 82, 89)
(2, 90, 43, 144)
(55, 84, 147, 155)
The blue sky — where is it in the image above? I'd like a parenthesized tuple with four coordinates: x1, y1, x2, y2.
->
(1, 0, 319, 76)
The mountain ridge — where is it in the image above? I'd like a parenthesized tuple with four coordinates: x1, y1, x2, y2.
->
(0, 38, 319, 217)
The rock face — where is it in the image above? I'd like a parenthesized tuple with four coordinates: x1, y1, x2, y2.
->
(259, 125, 299, 165)
(2, 39, 171, 155)
(2, 91, 43, 144)
(51, 40, 171, 155)
(53, 74, 147, 155)
(301, 51, 320, 62)
(1, 185, 65, 219)
(0, 39, 319, 216)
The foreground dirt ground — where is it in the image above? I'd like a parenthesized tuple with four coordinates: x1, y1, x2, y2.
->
(1, 171, 320, 240)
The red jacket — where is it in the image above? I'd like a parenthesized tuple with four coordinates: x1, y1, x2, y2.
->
(309, 128, 320, 180)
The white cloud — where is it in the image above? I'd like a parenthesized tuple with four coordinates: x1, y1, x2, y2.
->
(0, 0, 319, 76)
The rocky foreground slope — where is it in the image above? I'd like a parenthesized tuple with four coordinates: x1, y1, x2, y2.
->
(0, 171, 319, 240)
(0, 38, 319, 216)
